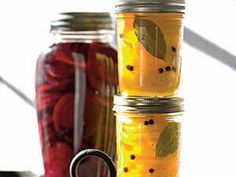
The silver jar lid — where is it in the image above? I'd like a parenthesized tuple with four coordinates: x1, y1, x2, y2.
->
(51, 12, 113, 32)
(115, 0, 185, 13)
(113, 96, 184, 113)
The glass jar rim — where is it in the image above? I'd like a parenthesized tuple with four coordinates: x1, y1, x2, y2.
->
(113, 96, 184, 113)
(115, 0, 185, 13)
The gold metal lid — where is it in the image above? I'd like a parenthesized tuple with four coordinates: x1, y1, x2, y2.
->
(51, 12, 113, 32)
(113, 96, 184, 113)
(115, 0, 185, 13)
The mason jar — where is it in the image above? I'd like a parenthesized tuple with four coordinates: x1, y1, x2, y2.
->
(115, 0, 185, 96)
(113, 96, 184, 177)
(35, 12, 118, 177)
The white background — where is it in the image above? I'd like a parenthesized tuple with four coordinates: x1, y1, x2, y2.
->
(0, 0, 236, 176)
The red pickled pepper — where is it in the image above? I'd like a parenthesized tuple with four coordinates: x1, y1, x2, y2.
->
(36, 42, 117, 177)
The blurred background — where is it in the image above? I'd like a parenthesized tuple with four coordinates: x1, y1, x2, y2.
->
(0, 0, 236, 177)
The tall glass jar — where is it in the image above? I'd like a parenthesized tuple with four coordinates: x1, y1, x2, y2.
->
(113, 96, 184, 177)
(35, 12, 118, 177)
(115, 0, 185, 96)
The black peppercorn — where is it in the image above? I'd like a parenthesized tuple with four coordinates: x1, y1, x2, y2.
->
(171, 47, 176, 52)
(149, 119, 154, 125)
(166, 66, 171, 71)
(149, 168, 155, 173)
(124, 167, 128, 172)
(126, 65, 134, 71)
(159, 68, 164, 74)
(130, 155, 136, 160)
(144, 121, 149, 125)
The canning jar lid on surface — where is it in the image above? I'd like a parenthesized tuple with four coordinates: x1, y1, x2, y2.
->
(113, 96, 184, 113)
(115, 0, 185, 13)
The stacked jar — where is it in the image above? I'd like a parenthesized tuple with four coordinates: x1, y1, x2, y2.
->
(35, 12, 118, 177)
(116, 0, 185, 97)
(114, 0, 185, 177)
(113, 96, 184, 177)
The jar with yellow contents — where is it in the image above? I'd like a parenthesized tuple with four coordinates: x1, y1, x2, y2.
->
(116, 0, 185, 96)
(113, 96, 184, 177)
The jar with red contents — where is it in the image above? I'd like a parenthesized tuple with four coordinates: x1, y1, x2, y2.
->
(35, 12, 118, 177)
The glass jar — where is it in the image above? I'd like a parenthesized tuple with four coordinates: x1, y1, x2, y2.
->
(35, 12, 118, 177)
(113, 96, 184, 177)
(115, 0, 185, 96)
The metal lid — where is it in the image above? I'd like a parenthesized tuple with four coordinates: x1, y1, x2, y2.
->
(115, 0, 185, 13)
(113, 96, 184, 113)
(51, 12, 113, 32)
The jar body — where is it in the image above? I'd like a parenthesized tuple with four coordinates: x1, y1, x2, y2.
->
(36, 39, 118, 177)
(116, 13, 184, 96)
(115, 112, 182, 177)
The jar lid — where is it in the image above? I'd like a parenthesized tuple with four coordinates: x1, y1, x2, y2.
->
(113, 96, 184, 113)
(51, 12, 113, 32)
(115, 0, 185, 13)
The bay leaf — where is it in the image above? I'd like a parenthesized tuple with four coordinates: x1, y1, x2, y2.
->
(134, 18, 166, 60)
(156, 122, 179, 157)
